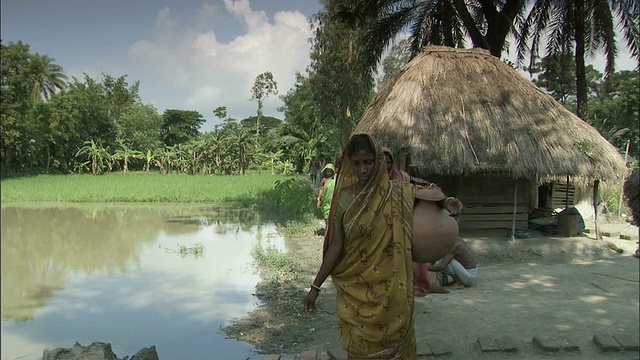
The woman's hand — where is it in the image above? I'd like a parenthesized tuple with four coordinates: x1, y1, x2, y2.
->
(444, 197, 463, 215)
(304, 288, 320, 313)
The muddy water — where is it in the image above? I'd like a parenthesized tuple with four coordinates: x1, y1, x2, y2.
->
(0, 204, 286, 360)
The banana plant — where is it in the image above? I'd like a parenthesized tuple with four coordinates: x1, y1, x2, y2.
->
(75, 140, 109, 175)
(143, 149, 156, 172)
(112, 139, 143, 173)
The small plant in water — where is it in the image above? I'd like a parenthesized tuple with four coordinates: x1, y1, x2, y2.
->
(160, 242, 205, 258)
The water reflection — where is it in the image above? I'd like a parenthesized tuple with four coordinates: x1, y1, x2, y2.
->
(1, 204, 285, 360)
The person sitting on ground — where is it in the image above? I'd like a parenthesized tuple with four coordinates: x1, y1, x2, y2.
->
(427, 237, 478, 289)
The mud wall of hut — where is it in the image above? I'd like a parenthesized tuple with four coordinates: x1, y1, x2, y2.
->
(421, 173, 532, 230)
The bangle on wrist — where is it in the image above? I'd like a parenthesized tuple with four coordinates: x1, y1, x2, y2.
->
(310, 284, 322, 292)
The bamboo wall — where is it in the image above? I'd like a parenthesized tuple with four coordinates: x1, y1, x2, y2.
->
(418, 173, 532, 230)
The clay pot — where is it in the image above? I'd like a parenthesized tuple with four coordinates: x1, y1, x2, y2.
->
(411, 197, 458, 263)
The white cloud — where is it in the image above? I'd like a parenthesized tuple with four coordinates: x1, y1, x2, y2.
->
(128, 1, 314, 130)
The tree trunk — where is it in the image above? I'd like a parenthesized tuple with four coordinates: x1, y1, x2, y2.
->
(574, 0, 588, 120)
(256, 105, 262, 136)
(46, 145, 51, 173)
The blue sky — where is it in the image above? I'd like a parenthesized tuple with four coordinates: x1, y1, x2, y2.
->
(2, 0, 323, 131)
(2, 0, 637, 132)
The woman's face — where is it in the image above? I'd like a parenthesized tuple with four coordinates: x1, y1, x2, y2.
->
(350, 149, 376, 185)
(325, 168, 335, 177)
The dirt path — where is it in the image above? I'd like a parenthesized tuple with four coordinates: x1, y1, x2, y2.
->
(222, 220, 639, 359)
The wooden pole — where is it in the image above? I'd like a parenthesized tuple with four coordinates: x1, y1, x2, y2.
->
(594, 180, 600, 240)
(565, 175, 570, 209)
(618, 139, 631, 217)
(511, 182, 518, 242)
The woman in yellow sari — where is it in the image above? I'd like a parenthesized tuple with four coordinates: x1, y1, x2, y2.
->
(304, 133, 417, 359)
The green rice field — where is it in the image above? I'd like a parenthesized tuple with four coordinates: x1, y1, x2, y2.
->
(0, 171, 293, 203)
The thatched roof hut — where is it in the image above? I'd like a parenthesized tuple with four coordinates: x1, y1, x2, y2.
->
(355, 46, 625, 186)
(354, 46, 626, 230)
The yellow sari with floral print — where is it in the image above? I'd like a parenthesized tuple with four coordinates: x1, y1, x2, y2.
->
(324, 134, 417, 359)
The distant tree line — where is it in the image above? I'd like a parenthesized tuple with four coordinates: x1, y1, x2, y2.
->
(2, 1, 638, 177)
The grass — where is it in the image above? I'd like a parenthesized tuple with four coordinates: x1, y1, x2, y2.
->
(252, 246, 301, 284)
(1, 171, 322, 235)
(0, 171, 291, 203)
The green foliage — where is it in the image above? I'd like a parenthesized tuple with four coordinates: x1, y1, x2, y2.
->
(240, 115, 282, 136)
(159, 242, 205, 258)
(178, 243, 205, 257)
(28, 53, 68, 101)
(378, 38, 412, 89)
(533, 54, 639, 160)
(118, 103, 163, 152)
(160, 109, 206, 146)
(253, 246, 299, 283)
(589, 70, 640, 159)
(103, 74, 139, 124)
(517, 0, 639, 118)
(250, 71, 278, 136)
(254, 177, 319, 225)
(309, 2, 375, 147)
(75, 140, 110, 175)
(276, 71, 340, 172)
(598, 181, 632, 220)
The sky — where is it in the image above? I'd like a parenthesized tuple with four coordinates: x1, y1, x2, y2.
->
(2, 0, 637, 132)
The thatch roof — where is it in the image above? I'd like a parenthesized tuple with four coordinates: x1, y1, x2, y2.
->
(354, 46, 626, 185)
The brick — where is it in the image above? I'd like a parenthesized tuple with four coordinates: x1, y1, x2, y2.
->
(613, 334, 640, 351)
(417, 343, 433, 357)
(477, 336, 500, 352)
(298, 350, 317, 360)
(593, 334, 622, 352)
(601, 231, 620, 238)
(496, 335, 518, 353)
(556, 337, 580, 352)
(279, 355, 297, 360)
(326, 346, 348, 360)
(533, 336, 560, 352)
(263, 355, 281, 360)
(427, 338, 451, 356)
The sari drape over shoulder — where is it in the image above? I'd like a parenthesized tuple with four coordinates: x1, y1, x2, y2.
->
(381, 147, 431, 296)
(324, 134, 417, 359)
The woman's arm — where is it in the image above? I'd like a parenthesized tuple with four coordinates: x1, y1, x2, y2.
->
(304, 224, 344, 313)
(426, 251, 455, 272)
(316, 186, 324, 208)
(313, 225, 344, 287)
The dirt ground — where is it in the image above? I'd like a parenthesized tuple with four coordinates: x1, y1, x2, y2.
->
(222, 219, 640, 359)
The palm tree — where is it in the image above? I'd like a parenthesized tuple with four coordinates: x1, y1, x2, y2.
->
(517, 0, 639, 119)
(29, 54, 68, 101)
(334, 0, 526, 73)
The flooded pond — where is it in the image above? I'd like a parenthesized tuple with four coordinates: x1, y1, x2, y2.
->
(1, 204, 287, 360)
